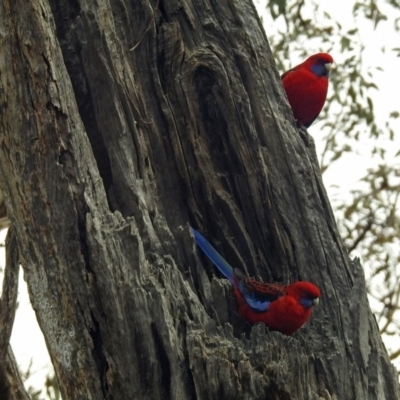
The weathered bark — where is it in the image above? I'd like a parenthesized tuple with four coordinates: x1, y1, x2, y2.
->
(0, 190, 10, 231)
(0, 0, 398, 399)
(0, 228, 29, 399)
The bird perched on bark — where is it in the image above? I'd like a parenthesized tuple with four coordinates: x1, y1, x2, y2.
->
(282, 53, 333, 128)
(191, 228, 320, 335)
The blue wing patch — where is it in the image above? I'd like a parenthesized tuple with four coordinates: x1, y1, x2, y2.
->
(239, 279, 285, 312)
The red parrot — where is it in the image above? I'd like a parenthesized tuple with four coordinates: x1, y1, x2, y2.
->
(282, 53, 333, 128)
(191, 228, 321, 335)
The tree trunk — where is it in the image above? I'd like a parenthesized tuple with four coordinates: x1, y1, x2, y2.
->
(0, 0, 398, 399)
(0, 228, 30, 400)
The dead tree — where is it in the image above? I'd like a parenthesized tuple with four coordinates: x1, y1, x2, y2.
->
(0, 0, 398, 398)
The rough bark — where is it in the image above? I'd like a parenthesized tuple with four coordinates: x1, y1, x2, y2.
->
(0, 0, 398, 399)
(0, 228, 29, 399)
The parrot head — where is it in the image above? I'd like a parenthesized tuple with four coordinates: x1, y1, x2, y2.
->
(306, 53, 334, 77)
(287, 281, 321, 309)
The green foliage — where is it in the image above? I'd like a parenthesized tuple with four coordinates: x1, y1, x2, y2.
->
(22, 360, 60, 400)
(260, 0, 400, 366)
(44, 374, 61, 400)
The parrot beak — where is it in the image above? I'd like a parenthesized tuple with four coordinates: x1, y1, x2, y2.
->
(325, 63, 332, 72)
(313, 297, 320, 306)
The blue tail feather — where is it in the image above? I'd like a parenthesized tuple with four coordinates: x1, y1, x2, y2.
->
(191, 228, 236, 285)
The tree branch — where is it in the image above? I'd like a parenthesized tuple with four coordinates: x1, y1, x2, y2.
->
(0, 227, 29, 399)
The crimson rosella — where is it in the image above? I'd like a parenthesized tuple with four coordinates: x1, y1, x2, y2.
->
(282, 53, 333, 128)
(191, 228, 320, 335)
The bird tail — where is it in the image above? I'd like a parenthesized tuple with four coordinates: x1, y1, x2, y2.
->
(191, 228, 237, 286)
